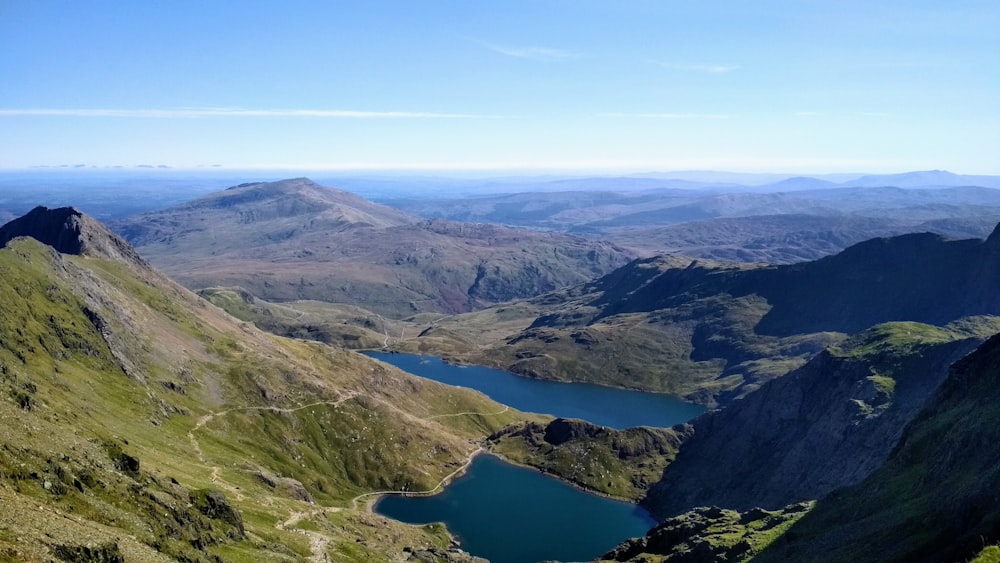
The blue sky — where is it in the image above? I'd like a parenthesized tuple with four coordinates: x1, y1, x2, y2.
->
(1, 1, 997, 173)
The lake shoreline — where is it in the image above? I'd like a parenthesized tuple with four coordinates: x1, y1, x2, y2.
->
(374, 452, 657, 563)
(362, 346, 710, 407)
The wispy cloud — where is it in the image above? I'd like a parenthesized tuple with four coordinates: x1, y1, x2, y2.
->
(600, 112, 731, 119)
(0, 107, 497, 119)
(651, 61, 739, 74)
(482, 42, 580, 61)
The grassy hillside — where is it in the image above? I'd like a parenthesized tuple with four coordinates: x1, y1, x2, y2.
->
(0, 234, 526, 562)
(387, 227, 1000, 406)
(488, 418, 690, 501)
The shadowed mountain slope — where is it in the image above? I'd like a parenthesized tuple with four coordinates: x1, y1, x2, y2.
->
(642, 319, 1000, 518)
(0, 207, 526, 562)
(751, 331, 1000, 562)
(397, 225, 1000, 404)
(113, 178, 633, 316)
(0, 205, 148, 267)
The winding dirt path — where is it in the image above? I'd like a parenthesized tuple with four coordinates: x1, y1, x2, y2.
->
(186, 391, 510, 562)
(349, 446, 484, 511)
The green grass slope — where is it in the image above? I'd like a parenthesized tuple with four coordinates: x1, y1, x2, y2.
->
(0, 233, 524, 562)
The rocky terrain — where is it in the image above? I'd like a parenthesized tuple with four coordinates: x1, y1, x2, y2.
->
(0, 206, 534, 562)
(387, 224, 1000, 406)
(643, 319, 999, 517)
(749, 331, 1000, 562)
(112, 178, 634, 317)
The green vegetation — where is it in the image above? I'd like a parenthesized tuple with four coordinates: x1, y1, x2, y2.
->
(601, 502, 814, 562)
(971, 546, 1000, 563)
(488, 419, 688, 501)
(0, 235, 529, 561)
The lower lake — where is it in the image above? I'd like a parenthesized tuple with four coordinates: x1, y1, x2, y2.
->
(375, 453, 656, 563)
(363, 352, 706, 429)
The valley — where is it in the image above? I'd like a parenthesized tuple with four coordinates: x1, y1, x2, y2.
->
(4, 171, 1000, 562)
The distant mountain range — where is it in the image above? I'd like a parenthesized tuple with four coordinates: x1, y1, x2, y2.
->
(377, 176, 1000, 261)
(112, 178, 634, 316)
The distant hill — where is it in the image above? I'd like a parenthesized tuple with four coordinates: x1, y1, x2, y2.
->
(395, 225, 1000, 404)
(113, 178, 634, 316)
(603, 213, 1000, 263)
(841, 169, 1000, 188)
(379, 182, 1000, 261)
(0, 206, 526, 561)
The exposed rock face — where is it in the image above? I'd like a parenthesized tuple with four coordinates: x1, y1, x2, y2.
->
(0, 205, 148, 268)
(754, 332, 1000, 563)
(643, 324, 987, 517)
(602, 503, 813, 562)
(189, 489, 245, 539)
(488, 418, 690, 500)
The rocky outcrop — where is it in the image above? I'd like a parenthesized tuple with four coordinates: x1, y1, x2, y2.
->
(0, 206, 148, 268)
(189, 489, 245, 540)
(753, 332, 1000, 562)
(603, 503, 813, 562)
(488, 418, 690, 500)
(644, 322, 989, 517)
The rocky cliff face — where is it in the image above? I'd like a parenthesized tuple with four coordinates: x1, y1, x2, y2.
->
(0, 205, 148, 268)
(643, 321, 995, 517)
(752, 331, 1000, 562)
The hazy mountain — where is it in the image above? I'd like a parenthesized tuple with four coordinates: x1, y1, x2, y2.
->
(603, 213, 1000, 263)
(379, 182, 1000, 261)
(0, 206, 526, 561)
(841, 169, 1000, 188)
(113, 178, 634, 317)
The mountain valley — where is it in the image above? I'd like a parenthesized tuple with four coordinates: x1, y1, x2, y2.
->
(4, 172, 1000, 562)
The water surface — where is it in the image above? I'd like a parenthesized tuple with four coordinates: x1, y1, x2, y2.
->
(364, 352, 705, 429)
(375, 454, 655, 563)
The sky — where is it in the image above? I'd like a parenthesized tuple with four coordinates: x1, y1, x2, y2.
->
(0, 0, 998, 174)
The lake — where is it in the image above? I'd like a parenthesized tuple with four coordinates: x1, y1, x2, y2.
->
(375, 453, 656, 563)
(363, 351, 706, 429)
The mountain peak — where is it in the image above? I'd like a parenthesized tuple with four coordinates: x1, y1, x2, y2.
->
(0, 205, 148, 267)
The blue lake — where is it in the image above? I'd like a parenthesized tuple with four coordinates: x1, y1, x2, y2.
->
(375, 454, 656, 563)
(363, 352, 706, 429)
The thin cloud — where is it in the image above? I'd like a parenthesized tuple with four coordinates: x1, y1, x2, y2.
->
(652, 61, 739, 74)
(483, 42, 580, 61)
(0, 108, 497, 119)
(600, 112, 731, 119)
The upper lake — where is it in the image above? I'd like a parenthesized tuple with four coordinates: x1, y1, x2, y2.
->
(363, 352, 706, 429)
(375, 453, 656, 563)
